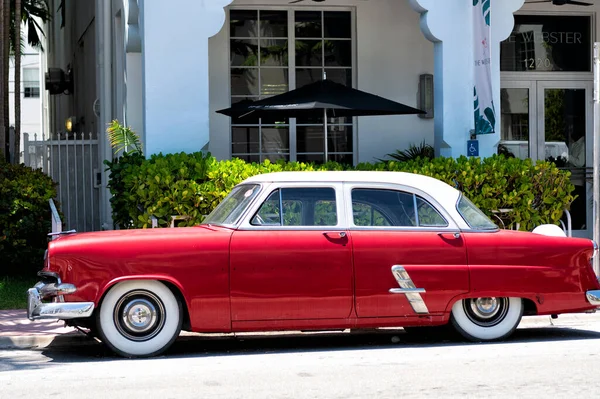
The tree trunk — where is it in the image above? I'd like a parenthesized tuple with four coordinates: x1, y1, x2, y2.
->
(2, 0, 9, 162)
(13, 0, 21, 164)
(0, 0, 5, 162)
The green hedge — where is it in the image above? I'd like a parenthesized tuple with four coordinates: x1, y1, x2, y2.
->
(105, 153, 575, 231)
(0, 161, 58, 276)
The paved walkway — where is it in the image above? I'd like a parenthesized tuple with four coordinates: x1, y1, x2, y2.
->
(2, 308, 600, 350)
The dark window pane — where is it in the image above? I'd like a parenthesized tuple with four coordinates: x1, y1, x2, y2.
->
(295, 11, 322, 38)
(230, 39, 258, 67)
(260, 68, 289, 95)
(297, 154, 324, 164)
(500, 15, 591, 72)
(296, 68, 324, 88)
(262, 127, 290, 153)
(231, 69, 258, 96)
(328, 153, 353, 165)
(232, 127, 260, 153)
(296, 40, 323, 67)
(297, 126, 324, 153)
(261, 11, 288, 37)
(324, 12, 351, 38)
(282, 188, 337, 226)
(544, 88, 586, 167)
(324, 69, 352, 87)
(230, 10, 258, 37)
(328, 125, 353, 153)
(351, 189, 417, 227)
(297, 116, 351, 124)
(260, 115, 289, 125)
(252, 190, 281, 225)
(261, 40, 288, 66)
(500, 88, 529, 159)
(324, 40, 351, 67)
(416, 197, 448, 227)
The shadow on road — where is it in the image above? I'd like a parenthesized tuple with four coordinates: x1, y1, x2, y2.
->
(1, 324, 599, 371)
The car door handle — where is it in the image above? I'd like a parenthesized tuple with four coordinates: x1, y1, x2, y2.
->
(323, 231, 347, 239)
(437, 232, 461, 239)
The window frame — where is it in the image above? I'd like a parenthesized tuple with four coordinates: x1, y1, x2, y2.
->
(227, 6, 357, 165)
(343, 183, 460, 232)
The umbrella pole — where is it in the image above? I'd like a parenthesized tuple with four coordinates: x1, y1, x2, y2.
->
(324, 108, 328, 162)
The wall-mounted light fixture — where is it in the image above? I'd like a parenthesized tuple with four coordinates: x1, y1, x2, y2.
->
(65, 116, 77, 132)
(418, 74, 434, 119)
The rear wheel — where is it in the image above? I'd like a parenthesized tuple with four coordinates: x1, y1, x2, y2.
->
(97, 280, 182, 358)
(450, 297, 523, 341)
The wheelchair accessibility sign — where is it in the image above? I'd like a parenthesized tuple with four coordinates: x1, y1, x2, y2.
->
(467, 140, 479, 157)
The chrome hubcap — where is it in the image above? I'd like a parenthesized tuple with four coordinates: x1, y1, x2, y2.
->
(114, 290, 166, 342)
(470, 297, 500, 319)
(122, 299, 157, 333)
(463, 297, 509, 327)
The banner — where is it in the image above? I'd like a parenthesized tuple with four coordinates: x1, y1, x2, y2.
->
(473, 0, 495, 135)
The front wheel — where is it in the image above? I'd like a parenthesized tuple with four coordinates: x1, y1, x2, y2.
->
(450, 297, 523, 342)
(97, 280, 182, 358)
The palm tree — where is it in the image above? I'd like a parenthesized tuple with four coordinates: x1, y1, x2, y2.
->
(13, 0, 21, 164)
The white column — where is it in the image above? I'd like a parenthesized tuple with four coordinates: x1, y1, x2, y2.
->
(140, 0, 234, 156)
(409, 0, 525, 158)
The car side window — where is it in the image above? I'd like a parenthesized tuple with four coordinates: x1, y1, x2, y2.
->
(252, 187, 337, 227)
(416, 196, 448, 227)
(351, 188, 447, 228)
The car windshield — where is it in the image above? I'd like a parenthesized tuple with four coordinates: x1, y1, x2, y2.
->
(202, 184, 261, 226)
(457, 194, 498, 230)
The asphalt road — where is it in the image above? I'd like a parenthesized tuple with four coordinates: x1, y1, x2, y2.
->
(2, 323, 600, 399)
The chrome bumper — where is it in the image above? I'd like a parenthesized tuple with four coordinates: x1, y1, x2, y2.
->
(27, 281, 94, 321)
(586, 290, 600, 306)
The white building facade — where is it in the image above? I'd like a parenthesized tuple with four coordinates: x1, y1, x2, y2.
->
(43, 0, 597, 237)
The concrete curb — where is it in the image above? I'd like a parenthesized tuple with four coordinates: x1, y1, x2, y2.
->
(1, 313, 600, 351)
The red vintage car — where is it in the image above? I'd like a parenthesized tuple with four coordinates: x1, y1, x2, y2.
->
(28, 171, 600, 357)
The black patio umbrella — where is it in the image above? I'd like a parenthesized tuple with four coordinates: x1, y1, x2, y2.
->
(217, 79, 426, 159)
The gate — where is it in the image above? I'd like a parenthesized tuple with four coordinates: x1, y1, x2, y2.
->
(23, 132, 101, 232)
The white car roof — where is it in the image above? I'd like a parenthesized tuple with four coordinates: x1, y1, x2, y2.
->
(245, 170, 460, 207)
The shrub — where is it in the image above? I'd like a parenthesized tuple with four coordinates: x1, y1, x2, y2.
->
(105, 153, 574, 232)
(0, 161, 58, 276)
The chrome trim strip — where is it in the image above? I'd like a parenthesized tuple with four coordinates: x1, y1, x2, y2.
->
(389, 265, 429, 314)
(278, 189, 284, 226)
(413, 194, 419, 226)
(586, 290, 600, 306)
(389, 288, 426, 294)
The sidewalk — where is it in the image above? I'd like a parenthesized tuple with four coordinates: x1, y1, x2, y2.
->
(0, 310, 90, 350)
(2, 309, 600, 351)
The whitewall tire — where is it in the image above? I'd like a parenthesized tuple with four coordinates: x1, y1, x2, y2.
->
(450, 297, 523, 341)
(97, 280, 182, 358)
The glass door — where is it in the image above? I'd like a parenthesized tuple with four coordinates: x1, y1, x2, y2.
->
(537, 81, 592, 237)
(500, 82, 536, 160)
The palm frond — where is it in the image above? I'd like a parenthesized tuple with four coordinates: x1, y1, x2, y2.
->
(106, 120, 143, 156)
(383, 140, 435, 162)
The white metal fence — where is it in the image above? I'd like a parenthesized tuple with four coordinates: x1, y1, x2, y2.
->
(23, 132, 101, 233)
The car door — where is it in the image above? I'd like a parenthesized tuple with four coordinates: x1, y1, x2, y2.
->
(346, 184, 469, 317)
(230, 183, 353, 321)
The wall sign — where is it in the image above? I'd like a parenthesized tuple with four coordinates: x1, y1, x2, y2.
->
(500, 15, 591, 73)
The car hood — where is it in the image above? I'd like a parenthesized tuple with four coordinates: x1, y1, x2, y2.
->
(48, 225, 232, 253)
